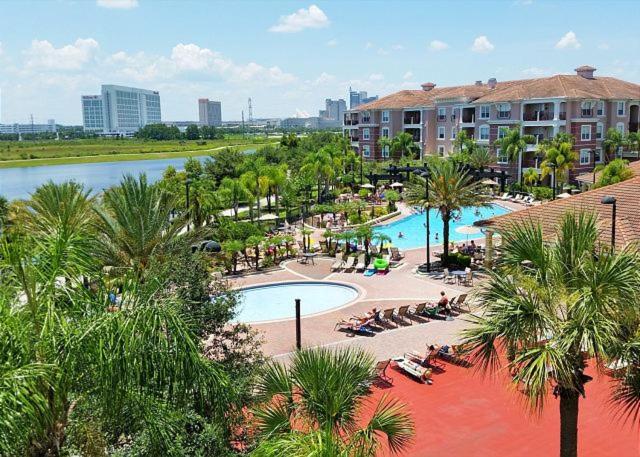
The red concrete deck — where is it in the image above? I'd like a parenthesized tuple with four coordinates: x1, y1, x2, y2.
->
(371, 359, 640, 456)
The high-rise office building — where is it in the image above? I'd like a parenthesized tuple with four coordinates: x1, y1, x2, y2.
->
(318, 98, 347, 128)
(349, 87, 378, 109)
(198, 99, 222, 126)
(81, 85, 161, 133)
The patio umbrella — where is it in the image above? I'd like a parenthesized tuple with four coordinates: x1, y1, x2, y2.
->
(390, 182, 404, 188)
(360, 183, 375, 189)
(481, 179, 500, 186)
(258, 213, 279, 221)
(557, 192, 571, 199)
(455, 225, 482, 242)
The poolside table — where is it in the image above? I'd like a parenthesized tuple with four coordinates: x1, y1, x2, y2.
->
(301, 252, 317, 265)
(450, 270, 469, 285)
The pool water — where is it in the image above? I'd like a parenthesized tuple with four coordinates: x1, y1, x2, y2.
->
(373, 204, 509, 250)
(236, 281, 359, 323)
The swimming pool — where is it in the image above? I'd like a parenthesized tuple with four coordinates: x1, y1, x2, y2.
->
(236, 281, 360, 323)
(373, 204, 510, 250)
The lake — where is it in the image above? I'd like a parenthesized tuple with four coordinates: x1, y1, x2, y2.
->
(0, 156, 209, 201)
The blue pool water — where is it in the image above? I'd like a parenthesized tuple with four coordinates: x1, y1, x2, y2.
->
(237, 281, 359, 323)
(373, 204, 510, 250)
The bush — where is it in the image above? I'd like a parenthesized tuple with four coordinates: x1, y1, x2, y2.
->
(443, 252, 471, 268)
(531, 186, 553, 201)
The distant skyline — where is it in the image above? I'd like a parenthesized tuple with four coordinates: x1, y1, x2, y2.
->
(0, 0, 638, 124)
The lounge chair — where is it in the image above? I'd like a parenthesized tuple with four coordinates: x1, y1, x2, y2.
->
(379, 308, 396, 327)
(375, 359, 393, 385)
(331, 255, 345, 271)
(462, 268, 473, 287)
(452, 293, 469, 312)
(443, 268, 455, 284)
(334, 319, 375, 336)
(499, 192, 511, 200)
(390, 247, 405, 261)
(424, 305, 442, 320)
(393, 305, 412, 325)
(510, 194, 523, 203)
(343, 256, 357, 272)
(392, 357, 432, 384)
(355, 254, 366, 272)
(408, 302, 427, 319)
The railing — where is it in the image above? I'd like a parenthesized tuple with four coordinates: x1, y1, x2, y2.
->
(344, 119, 359, 126)
(523, 111, 554, 121)
(497, 111, 511, 119)
(403, 116, 421, 125)
(361, 117, 371, 123)
(349, 135, 359, 142)
(581, 109, 594, 118)
(461, 114, 475, 123)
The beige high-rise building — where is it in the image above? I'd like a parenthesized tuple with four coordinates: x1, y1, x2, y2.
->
(198, 99, 222, 126)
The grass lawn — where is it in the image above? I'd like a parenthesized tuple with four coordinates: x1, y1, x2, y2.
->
(0, 137, 275, 168)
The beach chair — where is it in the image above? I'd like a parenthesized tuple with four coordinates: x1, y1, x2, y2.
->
(408, 302, 427, 319)
(334, 319, 375, 336)
(443, 268, 456, 284)
(499, 192, 510, 200)
(390, 247, 405, 261)
(375, 359, 393, 385)
(393, 305, 412, 325)
(392, 357, 432, 384)
(331, 255, 345, 271)
(511, 194, 524, 203)
(424, 305, 442, 320)
(453, 293, 469, 312)
(343, 256, 357, 272)
(380, 308, 396, 327)
(462, 268, 473, 287)
(355, 254, 366, 272)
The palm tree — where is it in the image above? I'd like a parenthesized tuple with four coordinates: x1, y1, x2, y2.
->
(539, 141, 577, 188)
(391, 132, 418, 161)
(301, 146, 340, 203)
(378, 136, 393, 161)
(603, 128, 625, 161)
(253, 347, 414, 456)
(626, 131, 639, 157)
(243, 157, 268, 219)
(405, 160, 489, 264)
(522, 167, 539, 188)
(495, 127, 535, 184)
(372, 232, 392, 254)
(246, 234, 265, 269)
(218, 177, 250, 221)
(461, 212, 640, 457)
(94, 174, 185, 277)
(468, 146, 493, 171)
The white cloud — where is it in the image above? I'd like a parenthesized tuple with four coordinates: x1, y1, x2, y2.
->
(269, 4, 329, 33)
(97, 0, 139, 9)
(326, 39, 338, 47)
(369, 73, 384, 81)
(295, 109, 310, 118)
(555, 31, 581, 50)
(597, 42, 610, 50)
(0, 42, 3, 56)
(429, 40, 449, 51)
(25, 38, 99, 70)
(365, 42, 373, 50)
(403, 71, 413, 80)
(377, 48, 389, 56)
(312, 72, 335, 85)
(522, 67, 551, 77)
(391, 44, 404, 51)
(471, 36, 494, 53)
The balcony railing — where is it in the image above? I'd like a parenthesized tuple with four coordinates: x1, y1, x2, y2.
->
(523, 111, 554, 121)
(403, 116, 421, 125)
(461, 114, 475, 123)
(581, 109, 594, 118)
(344, 119, 359, 126)
(349, 136, 358, 142)
(497, 111, 511, 119)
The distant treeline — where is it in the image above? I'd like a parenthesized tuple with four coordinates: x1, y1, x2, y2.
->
(135, 123, 225, 141)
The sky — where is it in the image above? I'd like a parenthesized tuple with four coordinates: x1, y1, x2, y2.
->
(0, 0, 638, 125)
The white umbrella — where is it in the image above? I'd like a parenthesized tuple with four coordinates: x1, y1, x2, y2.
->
(557, 192, 571, 199)
(258, 213, 278, 221)
(360, 183, 375, 189)
(455, 225, 481, 242)
(390, 182, 404, 188)
(481, 179, 500, 186)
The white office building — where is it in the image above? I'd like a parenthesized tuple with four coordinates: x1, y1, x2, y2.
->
(81, 85, 162, 134)
(0, 119, 57, 134)
(198, 99, 222, 126)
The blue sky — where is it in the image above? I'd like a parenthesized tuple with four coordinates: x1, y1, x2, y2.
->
(0, 0, 638, 124)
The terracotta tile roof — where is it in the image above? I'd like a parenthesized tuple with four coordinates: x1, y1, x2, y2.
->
(353, 74, 640, 111)
(476, 176, 640, 249)
(575, 160, 640, 184)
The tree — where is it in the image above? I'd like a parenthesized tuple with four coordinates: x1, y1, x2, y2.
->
(539, 141, 577, 187)
(378, 136, 393, 161)
(391, 132, 418, 161)
(522, 167, 539, 187)
(280, 132, 299, 149)
(185, 124, 200, 140)
(0, 194, 8, 231)
(495, 127, 535, 184)
(627, 131, 639, 158)
(603, 128, 625, 161)
(252, 347, 414, 456)
(242, 157, 268, 219)
(405, 161, 489, 264)
(222, 240, 244, 274)
(246, 235, 265, 269)
(468, 146, 493, 171)
(594, 158, 634, 188)
(205, 147, 244, 184)
(461, 212, 640, 457)
(372, 232, 392, 254)
(301, 146, 340, 203)
(218, 177, 250, 221)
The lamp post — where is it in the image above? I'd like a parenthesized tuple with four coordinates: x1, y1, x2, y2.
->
(295, 298, 302, 350)
(185, 178, 192, 232)
(421, 170, 431, 272)
(550, 163, 557, 200)
(601, 195, 617, 250)
(359, 151, 364, 184)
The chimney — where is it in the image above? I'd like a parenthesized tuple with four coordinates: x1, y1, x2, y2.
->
(475, 80, 483, 86)
(575, 65, 596, 79)
(487, 78, 497, 89)
(421, 82, 436, 92)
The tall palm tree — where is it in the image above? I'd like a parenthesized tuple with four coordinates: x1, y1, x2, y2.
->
(253, 347, 414, 456)
(378, 136, 393, 161)
(405, 160, 489, 264)
(301, 146, 340, 203)
(391, 132, 418, 161)
(243, 156, 268, 219)
(603, 128, 625, 161)
(468, 146, 493, 171)
(539, 141, 577, 188)
(496, 127, 535, 184)
(461, 212, 640, 457)
(94, 174, 185, 277)
(218, 177, 250, 221)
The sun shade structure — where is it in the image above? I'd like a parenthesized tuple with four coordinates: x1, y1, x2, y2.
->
(481, 179, 500, 186)
(390, 182, 404, 188)
(360, 183, 375, 189)
(258, 213, 279, 221)
(557, 192, 572, 199)
(455, 225, 482, 235)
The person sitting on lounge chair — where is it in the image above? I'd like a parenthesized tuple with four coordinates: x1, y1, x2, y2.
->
(365, 307, 380, 324)
(430, 291, 451, 318)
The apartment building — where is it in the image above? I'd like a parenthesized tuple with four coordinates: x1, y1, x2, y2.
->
(198, 99, 222, 126)
(344, 66, 640, 182)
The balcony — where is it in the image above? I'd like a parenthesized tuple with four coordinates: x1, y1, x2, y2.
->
(403, 111, 421, 125)
(437, 114, 446, 121)
(461, 108, 475, 124)
(497, 111, 511, 120)
(361, 116, 371, 124)
(525, 133, 546, 152)
(523, 111, 554, 122)
(344, 118, 359, 126)
(581, 109, 594, 118)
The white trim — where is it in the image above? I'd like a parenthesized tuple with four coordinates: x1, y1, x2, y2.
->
(437, 107, 446, 120)
(437, 126, 446, 140)
(437, 145, 445, 156)
(479, 124, 490, 141)
(451, 127, 457, 140)
(579, 148, 591, 165)
(597, 100, 605, 116)
(595, 147, 603, 164)
(381, 127, 390, 138)
(616, 122, 625, 134)
(479, 105, 490, 119)
(596, 122, 603, 140)
(362, 144, 371, 157)
(362, 127, 370, 140)
(617, 101, 625, 117)
(580, 124, 591, 141)
(382, 110, 390, 123)
(496, 147, 508, 164)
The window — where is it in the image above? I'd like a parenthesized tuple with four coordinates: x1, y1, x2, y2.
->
(595, 147, 603, 164)
(581, 101, 593, 117)
(362, 128, 370, 140)
(362, 110, 371, 123)
(479, 125, 489, 141)
(579, 149, 591, 165)
(498, 126, 509, 140)
(437, 126, 445, 139)
(437, 145, 445, 156)
(497, 103, 511, 119)
(480, 105, 490, 119)
(451, 128, 457, 140)
(381, 127, 389, 138)
(617, 101, 625, 116)
(362, 144, 371, 157)
(437, 107, 446, 121)
(496, 148, 508, 164)
(580, 125, 591, 141)
(597, 101, 605, 116)
(381, 145, 390, 158)
(382, 110, 390, 123)
(616, 122, 625, 134)
(596, 122, 603, 140)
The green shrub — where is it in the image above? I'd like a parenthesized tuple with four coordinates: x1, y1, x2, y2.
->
(443, 252, 471, 268)
(531, 186, 553, 201)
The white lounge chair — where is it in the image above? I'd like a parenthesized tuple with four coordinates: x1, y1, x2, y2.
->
(331, 256, 345, 271)
(510, 194, 523, 203)
(500, 192, 511, 200)
(355, 254, 366, 272)
(343, 256, 357, 272)
(392, 357, 432, 384)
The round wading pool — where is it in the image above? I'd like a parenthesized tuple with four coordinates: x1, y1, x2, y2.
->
(236, 281, 359, 323)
